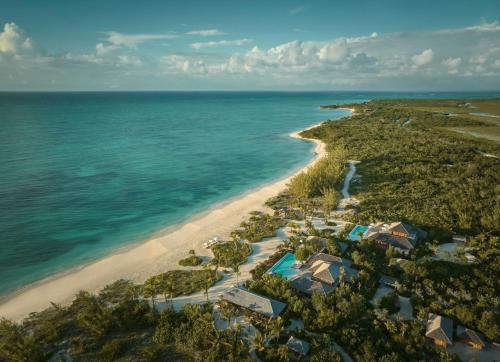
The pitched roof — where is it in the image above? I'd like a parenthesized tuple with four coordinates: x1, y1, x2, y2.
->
(287, 336, 311, 356)
(425, 313, 453, 344)
(388, 222, 416, 237)
(309, 260, 358, 285)
(456, 326, 486, 347)
(290, 272, 335, 295)
(369, 232, 416, 250)
(221, 288, 286, 318)
(305, 252, 349, 268)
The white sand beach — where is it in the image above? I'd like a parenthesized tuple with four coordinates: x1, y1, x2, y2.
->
(0, 123, 328, 321)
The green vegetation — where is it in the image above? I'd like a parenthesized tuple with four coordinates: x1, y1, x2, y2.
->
(1, 98, 498, 361)
(289, 146, 347, 201)
(399, 234, 500, 341)
(305, 99, 500, 237)
(211, 240, 252, 268)
(379, 291, 399, 314)
(178, 251, 203, 267)
(233, 213, 286, 242)
(143, 269, 222, 301)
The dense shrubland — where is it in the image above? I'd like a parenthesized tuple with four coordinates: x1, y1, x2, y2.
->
(303, 100, 500, 238)
(1, 99, 498, 361)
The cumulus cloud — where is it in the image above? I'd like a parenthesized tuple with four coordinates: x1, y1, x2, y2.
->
(103, 31, 178, 48)
(2, 20, 500, 90)
(0, 22, 32, 53)
(190, 38, 253, 49)
(186, 29, 224, 36)
(412, 49, 434, 66)
(318, 39, 348, 63)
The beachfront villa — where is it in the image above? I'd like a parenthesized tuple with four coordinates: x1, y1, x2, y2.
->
(266, 251, 359, 296)
(221, 287, 287, 318)
(349, 221, 427, 255)
(290, 253, 359, 296)
(426, 313, 454, 347)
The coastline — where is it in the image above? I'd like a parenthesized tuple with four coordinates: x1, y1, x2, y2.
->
(0, 121, 329, 321)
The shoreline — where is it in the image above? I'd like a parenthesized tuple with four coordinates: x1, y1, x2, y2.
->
(0, 120, 330, 321)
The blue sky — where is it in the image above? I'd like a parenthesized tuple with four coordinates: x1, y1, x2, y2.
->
(1, 0, 500, 90)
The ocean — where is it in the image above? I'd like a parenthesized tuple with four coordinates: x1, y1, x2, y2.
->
(0, 91, 498, 295)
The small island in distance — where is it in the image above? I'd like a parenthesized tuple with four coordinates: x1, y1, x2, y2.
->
(1, 98, 498, 361)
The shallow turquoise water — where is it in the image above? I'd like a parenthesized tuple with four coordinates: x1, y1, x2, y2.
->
(267, 252, 300, 279)
(0, 91, 497, 295)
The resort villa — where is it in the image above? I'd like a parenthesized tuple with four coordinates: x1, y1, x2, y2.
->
(426, 313, 454, 347)
(290, 253, 359, 296)
(221, 287, 287, 318)
(349, 221, 427, 255)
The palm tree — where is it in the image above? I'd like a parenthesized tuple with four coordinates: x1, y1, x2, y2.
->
(232, 262, 241, 286)
(159, 275, 174, 308)
(203, 264, 213, 302)
(266, 316, 284, 343)
(252, 331, 266, 353)
(143, 277, 160, 310)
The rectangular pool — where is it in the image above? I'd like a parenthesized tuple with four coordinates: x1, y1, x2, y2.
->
(348, 225, 369, 241)
(267, 252, 300, 280)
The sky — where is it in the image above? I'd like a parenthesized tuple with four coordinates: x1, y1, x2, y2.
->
(1, 0, 500, 91)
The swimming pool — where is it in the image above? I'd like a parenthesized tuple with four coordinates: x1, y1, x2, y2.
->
(267, 252, 300, 279)
(348, 225, 369, 241)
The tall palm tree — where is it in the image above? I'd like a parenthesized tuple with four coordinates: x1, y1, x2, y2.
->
(232, 262, 240, 286)
(143, 277, 160, 310)
(203, 264, 213, 302)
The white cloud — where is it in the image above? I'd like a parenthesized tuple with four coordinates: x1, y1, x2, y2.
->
(190, 38, 253, 49)
(2, 20, 500, 90)
(442, 57, 462, 74)
(412, 49, 434, 66)
(0, 22, 32, 53)
(95, 42, 119, 56)
(103, 31, 178, 48)
(464, 19, 500, 32)
(116, 55, 142, 67)
(289, 6, 308, 16)
(186, 29, 224, 36)
(442, 57, 461, 68)
(318, 39, 348, 63)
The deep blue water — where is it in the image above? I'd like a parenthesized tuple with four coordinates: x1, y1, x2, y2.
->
(0, 91, 498, 295)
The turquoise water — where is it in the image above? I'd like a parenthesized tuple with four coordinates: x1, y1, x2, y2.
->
(348, 225, 369, 241)
(267, 252, 300, 279)
(0, 91, 498, 295)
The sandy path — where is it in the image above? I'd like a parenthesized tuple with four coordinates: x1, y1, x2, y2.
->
(0, 123, 327, 321)
(337, 160, 360, 211)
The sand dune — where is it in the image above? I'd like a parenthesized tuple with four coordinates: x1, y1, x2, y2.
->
(0, 123, 326, 321)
